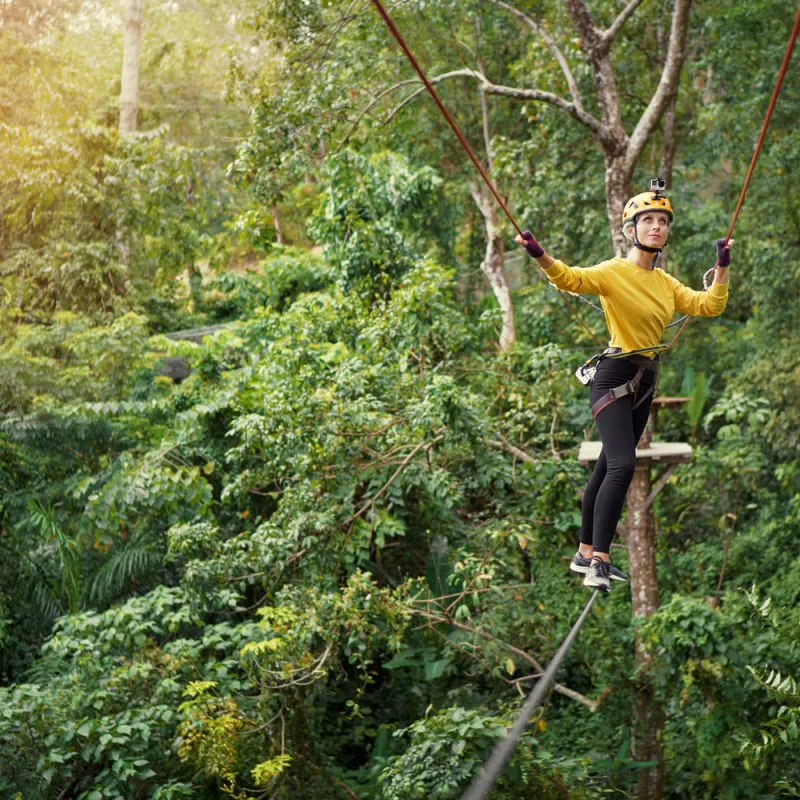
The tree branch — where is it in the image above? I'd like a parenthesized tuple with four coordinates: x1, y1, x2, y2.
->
(336, 78, 420, 151)
(603, 0, 649, 46)
(485, 437, 537, 464)
(625, 0, 693, 174)
(346, 434, 445, 525)
(561, 0, 603, 53)
(414, 607, 602, 710)
(478, 57, 494, 172)
(482, 80, 603, 137)
(484, 0, 585, 112)
(382, 84, 428, 125)
(370, 68, 605, 141)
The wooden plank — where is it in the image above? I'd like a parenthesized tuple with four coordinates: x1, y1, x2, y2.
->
(651, 396, 690, 407)
(578, 440, 692, 465)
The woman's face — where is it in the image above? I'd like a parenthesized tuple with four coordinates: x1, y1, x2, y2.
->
(635, 212, 670, 248)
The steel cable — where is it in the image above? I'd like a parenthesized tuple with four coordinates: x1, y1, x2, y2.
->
(461, 590, 600, 800)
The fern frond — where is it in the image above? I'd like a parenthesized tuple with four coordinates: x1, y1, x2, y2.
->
(747, 667, 800, 702)
(744, 585, 799, 641)
(88, 533, 163, 606)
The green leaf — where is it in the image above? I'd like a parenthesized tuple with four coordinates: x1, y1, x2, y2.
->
(423, 656, 449, 681)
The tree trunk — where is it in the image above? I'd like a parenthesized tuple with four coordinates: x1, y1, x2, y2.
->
(627, 468, 661, 626)
(659, 92, 678, 273)
(273, 205, 284, 244)
(470, 183, 515, 350)
(116, 0, 143, 268)
(561, 0, 692, 248)
(603, 153, 635, 256)
(626, 426, 665, 800)
(187, 264, 202, 313)
(659, 95, 678, 190)
(632, 683, 666, 800)
(119, 0, 143, 135)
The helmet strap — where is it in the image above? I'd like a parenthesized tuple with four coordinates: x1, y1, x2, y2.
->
(632, 217, 667, 258)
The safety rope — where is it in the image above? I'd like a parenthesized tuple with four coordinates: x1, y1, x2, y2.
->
(370, 0, 800, 357)
(724, 5, 800, 245)
(665, 4, 800, 352)
(369, 0, 520, 235)
(368, 0, 606, 347)
(461, 590, 600, 800)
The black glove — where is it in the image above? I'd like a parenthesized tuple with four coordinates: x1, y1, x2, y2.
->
(716, 238, 732, 268)
(521, 231, 544, 259)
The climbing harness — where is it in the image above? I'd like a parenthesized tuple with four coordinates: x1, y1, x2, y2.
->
(574, 344, 664, 384)
(589, 357, 658, 420)
(574, 353, 602, 386)
(574, 347, 661, 418)
(461, 590, 599, 800)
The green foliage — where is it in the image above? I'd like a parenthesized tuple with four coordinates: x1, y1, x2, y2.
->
(0, 0, 255, 326)
(308, 150, 446, 292)
(4, 1, 800, 797)
(378, 705, 590, 800)
(0, 312, 152, 412)
(0, 585, 239, 799)
(377, 707, 509, 799)
(739, 586, 800, 797)
(23, 498, 83, 614)
(204, 247, 332, 320)
(681, 367, 711, 438)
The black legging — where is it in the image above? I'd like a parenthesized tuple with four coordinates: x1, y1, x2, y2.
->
(580, 358, 656, 554)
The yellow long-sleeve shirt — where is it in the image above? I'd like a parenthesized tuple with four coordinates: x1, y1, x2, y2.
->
(544, 258, 728, 355)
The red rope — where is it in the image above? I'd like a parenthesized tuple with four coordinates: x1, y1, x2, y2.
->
(669, 6, 800, 352)
(724, 5, 800, 244)
(369, 0, 522, 236)
(369, 0, 607, 346)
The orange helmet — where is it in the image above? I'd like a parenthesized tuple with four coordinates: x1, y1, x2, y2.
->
(621, 191, 674, 229)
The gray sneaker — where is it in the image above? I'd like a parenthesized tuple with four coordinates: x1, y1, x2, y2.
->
(569, 552, 592, 574)
(583, 559, 612, 592)
(570, 552, 627, 582)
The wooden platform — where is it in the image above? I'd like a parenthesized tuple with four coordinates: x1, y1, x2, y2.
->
(578, 440, 692, 465)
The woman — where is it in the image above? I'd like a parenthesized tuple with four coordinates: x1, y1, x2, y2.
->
(515, 186, 733, 592)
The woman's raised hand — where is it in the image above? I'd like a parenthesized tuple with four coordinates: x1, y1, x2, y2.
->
(716, 237, 735, 268)
(515, 231, 544, 259)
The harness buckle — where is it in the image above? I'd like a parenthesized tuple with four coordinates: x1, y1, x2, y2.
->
(575, 361, 597, 386)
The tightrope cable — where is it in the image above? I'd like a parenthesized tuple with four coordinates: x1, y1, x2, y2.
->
(461, 590, 599, 800)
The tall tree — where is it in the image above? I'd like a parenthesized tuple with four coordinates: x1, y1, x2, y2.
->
(236, 0, 693, 349)
(401, 0, 692, 252)
(119, 0, 143, 134)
